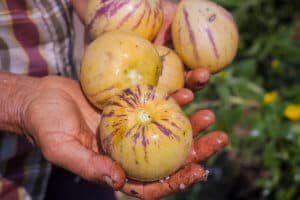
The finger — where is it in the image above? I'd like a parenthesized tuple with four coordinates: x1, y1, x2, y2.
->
(171, 88, 194, 106)
(153, 24, 171, 45)
(41, 133, 126, 190)
(185, 131, 228, 164)
(122, 163, 208, 200)
(153, 0, 177, 45)
(185, 68, 211, 90)
(189, 110, 215, 136)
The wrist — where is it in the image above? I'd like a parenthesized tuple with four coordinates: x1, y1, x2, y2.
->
(0, 71, 42, 136)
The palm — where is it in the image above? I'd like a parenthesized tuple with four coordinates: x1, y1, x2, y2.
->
(24, 76, 125, 189)
(25, 77, 99, 149)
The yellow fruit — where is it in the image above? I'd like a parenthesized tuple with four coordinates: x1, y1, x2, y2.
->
(156, 45, 185, 93)
(172, 0, 239, 73)
(100, 85, 192, 181)
(85, 0, 163, 41)
(80, 31, 162, 109)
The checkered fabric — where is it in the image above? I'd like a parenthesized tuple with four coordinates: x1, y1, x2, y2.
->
(0, 0, 76, 199)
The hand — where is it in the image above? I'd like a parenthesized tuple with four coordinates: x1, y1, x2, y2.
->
(22, 76, 126, 189)
(21, 74, 227, 200)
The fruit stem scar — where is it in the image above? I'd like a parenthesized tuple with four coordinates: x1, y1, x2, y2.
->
(138, 111, 151, 123)
(127, 69, 142, 83)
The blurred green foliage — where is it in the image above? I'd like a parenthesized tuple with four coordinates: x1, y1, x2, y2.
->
(167, 0, 300, 199)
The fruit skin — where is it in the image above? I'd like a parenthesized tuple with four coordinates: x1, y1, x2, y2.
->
(172, 0, 239, 73)
(100, 85, 192, 181)
(155, 45, 185, 94)
(85, 0, 163, 41)
(80, 31, 162, 109)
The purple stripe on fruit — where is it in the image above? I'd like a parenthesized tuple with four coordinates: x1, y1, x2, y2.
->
(107, 101, 123, 107)
(206, 28, 220, 58)
(153, 121, 172, 137)
(141, 131, 149, 163)
(171, 122, 180, 129)
(102, 111, 115, 118)
(183, 6, 199, 61)
(100, 0, 130, 17)
(133, 131, 140, 144)
(164, 94, 171, 101)
(124, 88, 140, 105)
(116, 0, 143, 28)
(125, 126, 135, 138)
(119, 94, 135, 108)
(87, 0, 129, 31)
(132, 6, 146, 30)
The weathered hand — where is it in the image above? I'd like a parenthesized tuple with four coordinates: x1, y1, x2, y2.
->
(20, 74, 227, 200)
(22, 76, 126, 189)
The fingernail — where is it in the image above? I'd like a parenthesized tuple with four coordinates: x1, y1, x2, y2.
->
(103, 175, 113, 187)
(217, 132, 229, 146)
(179, 183, 186, 190)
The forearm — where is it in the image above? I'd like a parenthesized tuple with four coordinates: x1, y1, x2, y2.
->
(0, 71, 40, 135)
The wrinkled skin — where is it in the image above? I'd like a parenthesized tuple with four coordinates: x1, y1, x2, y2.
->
(22, 0, 227, 199)
(23, 76, 125, 189)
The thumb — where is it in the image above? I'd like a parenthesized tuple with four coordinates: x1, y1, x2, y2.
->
(86, 153, 126, 190)
(41, 133, 126, 189)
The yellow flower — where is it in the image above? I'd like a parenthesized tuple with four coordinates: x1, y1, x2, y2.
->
(263, 90, 278, 104)
(284, 104, 300, 121)
(271, 59, 280, 71)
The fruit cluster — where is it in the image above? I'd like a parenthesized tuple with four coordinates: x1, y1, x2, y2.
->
(80, 0, 239, 182)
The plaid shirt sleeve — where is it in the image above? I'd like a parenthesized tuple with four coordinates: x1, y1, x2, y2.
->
(0, 0, 76, 199)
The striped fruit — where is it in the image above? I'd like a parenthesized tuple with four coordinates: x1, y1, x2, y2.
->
(85, 0, 163, 41)
(100, 85, 192, 181)
(172, 0, 239, 73)
(80, 31, 162, 109)
(156, 45, 185, 94)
